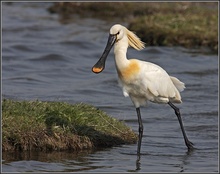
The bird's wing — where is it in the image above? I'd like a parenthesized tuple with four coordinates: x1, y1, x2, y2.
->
(140, 61, 179, 99)
(170, 76, 185, 92)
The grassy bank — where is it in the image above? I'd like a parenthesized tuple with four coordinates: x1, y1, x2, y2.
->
(2, 99, 137, 152)
(48, 2, 218, 53)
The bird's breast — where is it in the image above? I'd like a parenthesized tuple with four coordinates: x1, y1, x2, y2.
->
(116, 59, 140, 83)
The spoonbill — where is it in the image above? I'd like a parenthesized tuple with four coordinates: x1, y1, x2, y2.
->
(92, 24, 194, 155)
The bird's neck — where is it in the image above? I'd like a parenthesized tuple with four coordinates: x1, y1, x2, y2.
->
(114, 40, 129, 70)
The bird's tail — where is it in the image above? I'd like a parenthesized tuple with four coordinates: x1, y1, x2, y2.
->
(170, 76, 185, 92)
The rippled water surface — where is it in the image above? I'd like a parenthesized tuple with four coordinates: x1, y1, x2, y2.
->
(2, 2, 218, 173)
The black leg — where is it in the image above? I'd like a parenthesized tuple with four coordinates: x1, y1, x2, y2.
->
(168, 101, 194, 150)
(136, 108, 143, 160)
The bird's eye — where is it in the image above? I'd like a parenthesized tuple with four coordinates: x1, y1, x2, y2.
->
(116, 31, 120, 35)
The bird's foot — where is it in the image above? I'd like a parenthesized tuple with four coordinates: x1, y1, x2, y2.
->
(186, 140, 194, 151)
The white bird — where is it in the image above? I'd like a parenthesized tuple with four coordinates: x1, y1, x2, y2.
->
(92, 24, 194, 155)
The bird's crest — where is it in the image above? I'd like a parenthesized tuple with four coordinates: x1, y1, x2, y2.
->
(126, 29, 145, 50)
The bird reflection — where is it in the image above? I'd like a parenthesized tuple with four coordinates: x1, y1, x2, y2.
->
(136, 130, 143, 170)
(134, 141, 195, 172)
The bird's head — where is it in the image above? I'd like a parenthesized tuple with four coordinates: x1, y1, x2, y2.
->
(109, 24, 125, 42)
(92, 24, 145, 74)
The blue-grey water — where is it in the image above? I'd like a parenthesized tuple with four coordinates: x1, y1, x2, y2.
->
(2, 2, 218, 173)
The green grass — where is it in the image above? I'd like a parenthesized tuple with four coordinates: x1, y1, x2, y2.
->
(48, 2, 218, 53)
(128, 4, 218, 52)
(2, 99, 137, 152)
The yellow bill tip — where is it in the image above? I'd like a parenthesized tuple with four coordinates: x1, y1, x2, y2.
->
(92, 67, 103, 73)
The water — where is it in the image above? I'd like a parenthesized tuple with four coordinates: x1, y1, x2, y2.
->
(2, 2, 218, 172)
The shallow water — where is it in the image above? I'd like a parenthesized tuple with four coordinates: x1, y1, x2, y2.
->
(2, 2, 218, 173)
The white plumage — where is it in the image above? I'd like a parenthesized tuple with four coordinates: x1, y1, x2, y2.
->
(92, 24, 193, 156)
(109, 24, 185, 108)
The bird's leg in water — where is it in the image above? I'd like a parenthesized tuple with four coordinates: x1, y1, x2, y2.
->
(136, 108, 143, 161)
(168, 101, 194, 150)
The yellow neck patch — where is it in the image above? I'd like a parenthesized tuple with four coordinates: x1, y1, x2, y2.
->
(117, 59, 140, 82)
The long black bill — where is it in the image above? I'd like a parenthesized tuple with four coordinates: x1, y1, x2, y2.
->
(92, 34, 117, 73)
